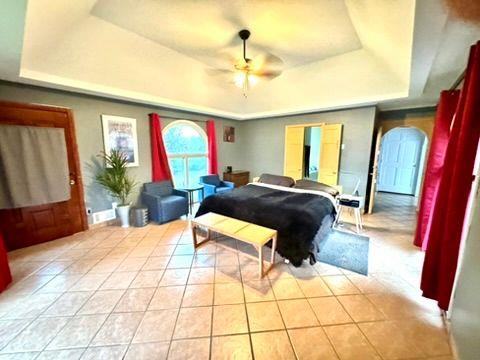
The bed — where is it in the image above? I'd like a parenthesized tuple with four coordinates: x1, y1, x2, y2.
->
(196, 181, 337, 266)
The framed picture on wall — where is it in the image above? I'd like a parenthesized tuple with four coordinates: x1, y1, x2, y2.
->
(224, 126, 235, 143)
(101, 115, 139, 167)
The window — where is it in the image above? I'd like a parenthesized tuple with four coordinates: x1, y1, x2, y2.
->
(163, 120, 208, 190)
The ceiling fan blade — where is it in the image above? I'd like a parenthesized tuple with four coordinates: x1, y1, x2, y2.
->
(251, 52, 283, 72)
(205, 68, 234, 76)
(252, 68, 283, 79)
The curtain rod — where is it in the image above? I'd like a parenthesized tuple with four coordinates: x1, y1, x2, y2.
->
(450, 69, 466, 90)
(150, 113, 208, 122)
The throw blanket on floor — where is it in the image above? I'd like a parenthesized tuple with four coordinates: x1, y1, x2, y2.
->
(196, 183, 336, 266)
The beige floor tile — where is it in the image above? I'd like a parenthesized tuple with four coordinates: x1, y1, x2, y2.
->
(78, 290, 125, 315)
(243, 279, 275, 302)
(174, 244, 195, 256)
(246, 301, 284, 332)
(167, 255, 193, 269)
(130, 270, 163, 288)
(394, 317, 452, 357)
(42, 291, 93, 317)
(212, 304, 248, 336)
(159, 269, 190, 286)
(215, 266, 241, 283)
(324, 324, 380, 360)
(91, 312, 143, 346)
(114, 288, 155, 313)
(277, 299, 319, 328)
(322, 276, 360, 295)
(100, 271, 137, 290)
(128, 246, 155, 258)
(2, 317, 69, 352)
(47, 314, 107, 349)
(297, 277, 333, 297)
(251, 330, 296, 360)
(0, 319, 32, 349)
(337, 295, 385, 322)
(36, 348, 85, 360)
(182, 284, 214, 307)
(36, 274, 82, 293)
(80, 345, 127, 359)
(133, 309, 178, 343)
(151, 245, 176, 257)
(214, 283, 245, 305)
(168, 337, 210, 360)
(308, 297, 353, 325)
(116, 257, 147, 272)
(211, 334, 252, 360)
(2, 293, 60, 320)
(267, 263, 294, 280)
(366, 292, 432, 320)
(188, 268, 215, 284)
(346, 274, 387, 294)
(173, 306, 212, 339)
(270, 279, 304, 300)
(148, 286, 185, 310)
(192, 254, 216, 268)
(289, 263, 319, 278)
(359, 320, 424, 359)
(288, 327, 338, 360)
(216, 253, 240, 267)
(141, 256, 170, 270)
(125, 341, 170, 360)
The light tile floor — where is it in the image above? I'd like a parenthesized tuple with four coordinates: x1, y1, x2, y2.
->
(0, 193, 454, 359)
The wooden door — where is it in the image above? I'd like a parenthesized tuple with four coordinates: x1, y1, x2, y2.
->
(377, 128, 425, 195)
(284, 126, 305, 180)
(319, 124, 343, 185)
(368, 127, 383, 214)
(0, 101, 88, 251)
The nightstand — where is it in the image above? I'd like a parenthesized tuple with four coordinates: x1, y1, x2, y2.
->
(223, 171, 250, 187)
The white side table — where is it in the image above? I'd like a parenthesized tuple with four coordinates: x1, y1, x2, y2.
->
(334, 194, 364, 233)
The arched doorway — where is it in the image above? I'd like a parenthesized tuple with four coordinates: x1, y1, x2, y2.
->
(377, 127, 428, 196)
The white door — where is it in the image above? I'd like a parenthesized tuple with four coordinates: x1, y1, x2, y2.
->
(377, 128, 425, 195)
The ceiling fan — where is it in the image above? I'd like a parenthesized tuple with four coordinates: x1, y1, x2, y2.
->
(209, 29, 283, 96)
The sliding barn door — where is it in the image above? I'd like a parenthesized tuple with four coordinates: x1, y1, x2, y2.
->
(319, 124, 343, 185)
(0, 101, 88, 251)
(284, 126, 305, 180)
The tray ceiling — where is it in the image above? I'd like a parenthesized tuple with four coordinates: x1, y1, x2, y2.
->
(0, 0, 478, 119)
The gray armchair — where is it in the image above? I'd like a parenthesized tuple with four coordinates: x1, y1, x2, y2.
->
(141, 181, 188, 223)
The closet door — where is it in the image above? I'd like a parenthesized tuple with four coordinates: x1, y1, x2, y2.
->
(284, 126, 305, 180)
(319, 124, 343, 185)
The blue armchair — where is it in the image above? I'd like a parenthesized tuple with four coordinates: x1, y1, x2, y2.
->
(141, 181, 188, 223)
(199, 175, 235, 199)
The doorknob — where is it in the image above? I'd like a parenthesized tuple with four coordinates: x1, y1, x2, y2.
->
(70, 179, 76, 185)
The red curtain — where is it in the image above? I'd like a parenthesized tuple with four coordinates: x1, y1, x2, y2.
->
(414, 90, 460, 250)
(421, 42, 480, 310)
(206, 120, 218, 174)
(149, 113, 172, 181)
(0, 233, 12, 293)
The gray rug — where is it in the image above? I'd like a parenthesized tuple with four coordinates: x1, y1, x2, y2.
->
(318, 229, 370, 275)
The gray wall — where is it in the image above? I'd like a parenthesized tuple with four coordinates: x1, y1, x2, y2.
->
(0, 81, 245, 213)
(240, 107, 377, 197)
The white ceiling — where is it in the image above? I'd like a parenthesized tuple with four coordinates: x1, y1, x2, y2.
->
(0, 0, 478, 119)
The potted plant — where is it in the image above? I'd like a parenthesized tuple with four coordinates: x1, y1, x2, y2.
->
(96, 150, 136, 228)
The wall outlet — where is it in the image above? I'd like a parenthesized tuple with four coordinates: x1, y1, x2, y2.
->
(86, 207, 92, 215)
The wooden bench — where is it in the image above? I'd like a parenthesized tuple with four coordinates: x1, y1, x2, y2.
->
(191, 212, 277, 278)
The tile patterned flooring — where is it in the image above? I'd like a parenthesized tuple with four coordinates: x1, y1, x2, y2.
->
(0, 193, 454, 359)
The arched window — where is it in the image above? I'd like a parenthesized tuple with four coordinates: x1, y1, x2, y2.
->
(163, 120, 208, 189)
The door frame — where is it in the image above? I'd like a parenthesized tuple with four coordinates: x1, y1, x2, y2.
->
(0, 100, 88, 235)
(377, 126, 427, 195)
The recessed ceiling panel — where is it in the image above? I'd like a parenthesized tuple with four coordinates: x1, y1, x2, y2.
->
(91, 0, 362, 68)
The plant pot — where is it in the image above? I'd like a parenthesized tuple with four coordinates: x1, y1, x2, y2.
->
(117, 205, 130, 228)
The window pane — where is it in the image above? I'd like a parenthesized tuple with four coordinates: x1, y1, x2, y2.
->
(169, 157, 186, 188)
(188, 157, 208, 188)
(164, 124, 207, 155)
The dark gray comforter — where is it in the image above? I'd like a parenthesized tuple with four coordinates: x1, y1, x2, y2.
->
(196, 184, 336, 266)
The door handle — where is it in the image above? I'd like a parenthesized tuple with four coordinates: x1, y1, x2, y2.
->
(70, 179, 76, 185)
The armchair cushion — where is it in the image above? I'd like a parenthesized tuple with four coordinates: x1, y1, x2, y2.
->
(200, 175, 221, 187)
(216, 186, 233, 193)
(144, 181, 174, 196)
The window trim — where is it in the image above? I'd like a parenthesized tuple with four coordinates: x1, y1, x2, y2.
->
(162, 119, 208, 156)
(162, 120, 209, 188)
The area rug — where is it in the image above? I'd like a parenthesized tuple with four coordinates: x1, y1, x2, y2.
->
(318, 229, 370, 275)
